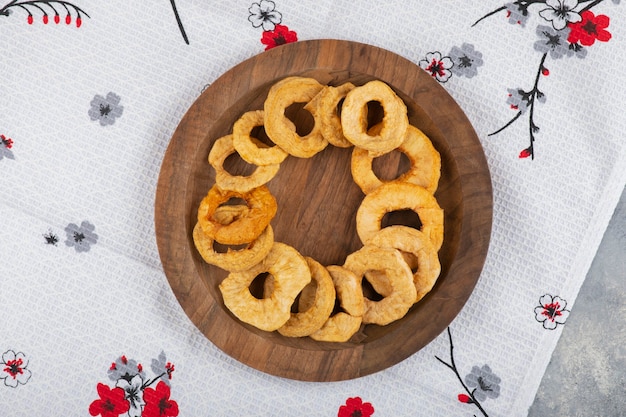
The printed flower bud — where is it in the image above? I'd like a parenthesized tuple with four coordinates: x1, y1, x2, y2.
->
(519, 147, 532, 159)
(458, 393, 473, 403)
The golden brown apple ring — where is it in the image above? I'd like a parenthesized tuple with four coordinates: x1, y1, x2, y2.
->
(263, 76, 328, 158)
(192, 222, 274, 272)
(340, 80, 409, 155)
(197, 184, 277, 245)
(308, 83, 356, 148)
(208, 134, 280, 193)
(219, 242, 311, 332)
(232, 110, 288, 166)
(343, 245, 416, 326)
(276, 257, 336, 337)
(356, 182, 444, 250)
(351, 125, 441, 194)
(210, 204, 250, 226)
(365, 226, 441, 303)
(309, 265, 365, 342)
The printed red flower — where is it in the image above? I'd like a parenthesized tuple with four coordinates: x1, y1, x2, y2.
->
(143, 381, 179, 417)
(261, 24, 297, 50)
(338, 397, 374, 417)
(89, 383, 130, 417)
(567, 11, 611, 47)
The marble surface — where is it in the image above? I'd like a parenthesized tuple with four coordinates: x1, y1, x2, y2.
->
(528, 185, 626, 417)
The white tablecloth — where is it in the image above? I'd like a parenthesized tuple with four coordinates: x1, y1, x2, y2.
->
(1, 1, 625, 416)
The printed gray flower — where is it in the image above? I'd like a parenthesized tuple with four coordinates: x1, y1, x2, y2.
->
(449, 43, 483, 78)
(505, 2, 530, 27)
(108, 355, 145, 382)
(88, 92, 124, 126)
(534, 25, 571, 59)
(150, 351, 175, 386)
(566, 41, 588, 59)
(248, 0, 282, 31)
(506, 87, 546, 114)
(64, 220, 98, 253)
(465, 364, 501, 402)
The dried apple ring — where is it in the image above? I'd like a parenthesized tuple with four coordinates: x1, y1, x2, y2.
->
(351, 125, 441, 194)
(219, 242, 312, 332)
(356, 182, 444, 250)
(276, 257, 336, 337)
(232, 110, 288, 166)
(344, 245, 416, 326)
(210, 204, 250, 226)
(209, 134, 280, 193)
(308, 83, 356, 148)
(263, 76, 328, 158)
(192, 222, 274, 272)
(366, 226, 441, 303)
(197, 184, 277, 245)
(340, 80, 408, 155)
(309, 265, 365, 342)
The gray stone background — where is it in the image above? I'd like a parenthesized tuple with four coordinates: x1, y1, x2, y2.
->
(528, 186, 626, 417)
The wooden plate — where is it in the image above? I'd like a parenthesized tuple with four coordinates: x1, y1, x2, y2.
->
(155, 39, 492, 382)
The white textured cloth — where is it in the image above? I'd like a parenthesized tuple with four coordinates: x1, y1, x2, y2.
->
(1, 1, 625, 416)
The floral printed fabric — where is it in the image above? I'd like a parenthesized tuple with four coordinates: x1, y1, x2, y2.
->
(475, 0, 617, 159)
(0, 350, 31, 388)
(90, 353, 177, 417)
(1, 0, 625, 416)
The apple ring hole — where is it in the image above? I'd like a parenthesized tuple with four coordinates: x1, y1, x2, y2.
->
(366, 101, 384, 131)
(371, 150, 411, 181)
(381, 209, 422, 230)
(284, 102, 315, 136)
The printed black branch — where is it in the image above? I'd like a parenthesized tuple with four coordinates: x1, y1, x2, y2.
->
(435, 327, 491, 417)
(169, 0, 189, 45)
(488, 53, 548, 159)
(472, 0, 611, 26)
(0, 1, 89, 20)
(472, 0, 546, 27)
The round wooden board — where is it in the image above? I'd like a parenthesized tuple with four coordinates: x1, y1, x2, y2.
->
(155, 39, 493, 382)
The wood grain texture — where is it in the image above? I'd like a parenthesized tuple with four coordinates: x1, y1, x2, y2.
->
(154, 39, 493, 382)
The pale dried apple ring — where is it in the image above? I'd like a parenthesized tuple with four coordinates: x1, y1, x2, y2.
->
(343, 245, 416, 326)
(366, 225, 441, 303)
(197, 184, 277, 245)
(277, 257, 336, 337)
(356, 182, 444, 250)
(263, 76, 328, 158)
(219, 242, 311, 332)
(309, 83, 356, 148)
(209, 134, 280, 193)
(309, 265, 365, 342)
(232, 110, 288, 166)
(340, 80, 409, 155)
(351, 125, 441, 194)
(192, 222, 274, 272)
